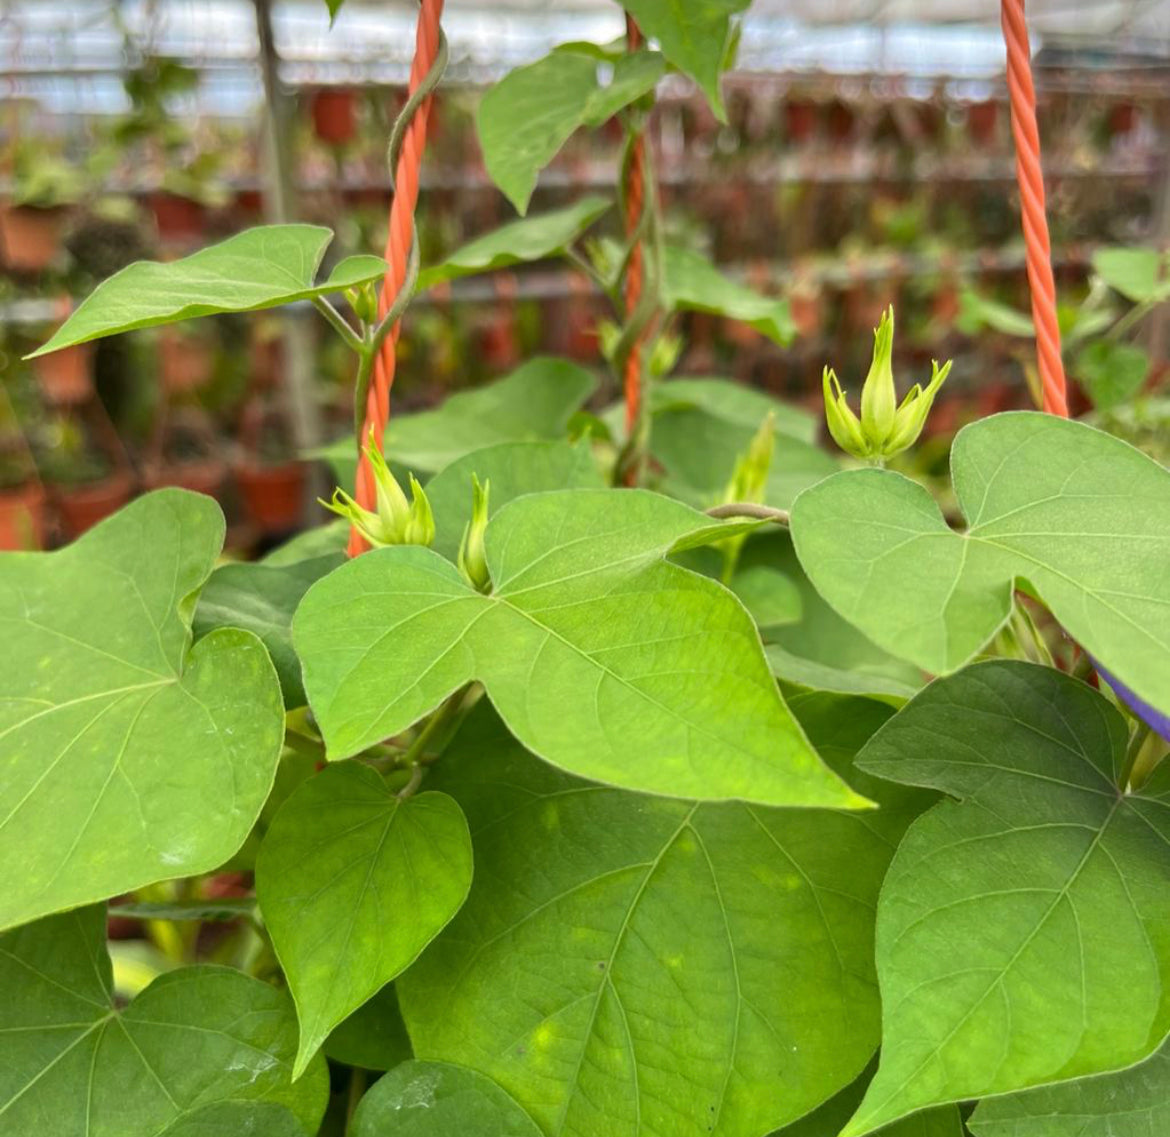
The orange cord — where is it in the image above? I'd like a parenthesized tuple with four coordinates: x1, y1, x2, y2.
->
(348, 0, 445, 557)
(1001, 0, 1068, 417)
(622, 15, 648, 437)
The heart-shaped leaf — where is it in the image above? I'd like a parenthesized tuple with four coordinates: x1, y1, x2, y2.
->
(0, 905, 328, 1136)
(478, 50, 664, 213)
(398, 696, 930, 1136)
(194, 552, 344, 706)
(294, 489, 868, 808)
(0, 489, 284, 931)
(158, 1103, 308, 1137)
(969, 1037, 1170, 1137)
(1092, 246, 1170, 303)
(28, 226, 385, 356)
(664, 246, 795, 345)
(353, 1061, 542, 1137)
(323, 985, 413, 1072)
(256, 763, 473, 1077)
(317, 357, 598, 488)
(1074, 339, 1149, 411)
(838, 660, 1170, 1137)
(791, 412, 1170, 718)
(418, 197, 611, 289)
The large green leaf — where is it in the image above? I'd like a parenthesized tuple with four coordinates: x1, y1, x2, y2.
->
(317, 357, 598, 486)
(791, 412, 1170, 716)
(0, 905, 328, 1135)
(0, 490, 284, 932)
(398, 696, 929, 1137)
(294, 488, 867, 808)
(970, 1036, 1170, 1136)
(418, 197, 611, 290)
(353, 1061, 542, 1137)
(425, 440, 604, 561)
(1074, 338, 1149, 411)
(324, 984, 413, 1072)
(194, 553, 344, 706)
(838, 660, 1170, 1137)
(28, 226, 385, 356)
(621, 0, 748, 118)
(1092, 246, 1170, 304)
(664, 246, 795, 344)
(478, 49, 664, 213)
(256, 762, 473, 1077)
(650, 376, 819, 443)
(158, 1103, 308, 1137)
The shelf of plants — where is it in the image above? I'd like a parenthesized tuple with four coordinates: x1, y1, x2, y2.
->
(1, 3, 1169, 1136)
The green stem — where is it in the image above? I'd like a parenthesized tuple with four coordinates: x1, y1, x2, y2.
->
(1108, 297, 1159, 342)
(311, 296, 365, 353)
(394, 684, 481, 798)
(1120, 721, 1153, 789)
(706, 502, 790, 525)
(346, 1067, 367, 1131)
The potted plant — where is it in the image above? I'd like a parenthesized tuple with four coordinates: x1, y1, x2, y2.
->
(142, 405, 227, 498)
(38, 413, 134, 538)
(0, 400, 45, 551)
(310, 87, 360, 146)
(235, 396, 306, 534)
(0, 150, 83, 273)
(29, 321, 93, 406)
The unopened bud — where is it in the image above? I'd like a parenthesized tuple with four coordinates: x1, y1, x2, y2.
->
(457, 474, 491, 592)
(822, 368, 869, 460)
(860, 306, 897, 446)
(884, 359, 952, 456)
(725, 411, 775, 504)
(345, 282, 378, 324)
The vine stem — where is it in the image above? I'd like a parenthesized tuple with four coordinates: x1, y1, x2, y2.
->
(395, 684, 480, 797)
(706, 502, 791, 525)
(349, 0, 447, 556)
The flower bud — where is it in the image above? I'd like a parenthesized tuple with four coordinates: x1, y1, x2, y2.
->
(822, 367, 869, 460)
(458, 474, 492, 592)
(860, 306, 897, 446)
(725, 412, 775, 504)
(345, 282, 378, 324)
(884, 359, 952, 456)
(404, 474, 436, 547)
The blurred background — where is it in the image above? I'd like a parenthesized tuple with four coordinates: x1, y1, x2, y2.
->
(2, 0, 1168, 552)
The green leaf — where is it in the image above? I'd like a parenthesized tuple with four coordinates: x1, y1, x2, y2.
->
(263, 521, 349, 566)
(957, 289, 1034, 338)
(424, 439, 604, 562)
(837, 660, 1170, 1137)
(257, 763, 473, 1078)
(651, 376, 819, 443)
(478, 50, 664, 213)
(791, 412, 1170, 717)
(730, 565, 802, 627)
(664, 246, 795, 344)
(0, 905, 328, 1136)
(294, 488, 867, 808)
(621, 0, 748, 118)
(353, 1061, 542, 1137)
(324, 984, 413, 1072)
(1092, 246, 1169, 303)
(324, 0, 345, 22)
(969, 1036, 1170, 1137)
(1074, 338, 1149, 411)
(158, 1103, 308, 1137)
(0, 489, 284, 932)
(418, 197, 611, 289)
(28, 226, 385, 357)
(398, 697, 929, 1136)
(194, 553, 344, 707)
(317, 357, 598, 487)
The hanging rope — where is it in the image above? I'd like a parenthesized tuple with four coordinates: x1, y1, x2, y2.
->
(1000, 0, 1068, 418)
(349, 0, 447, 556)
(622, 14, 648, 437)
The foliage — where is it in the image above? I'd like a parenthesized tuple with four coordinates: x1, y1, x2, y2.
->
(5, 6, 1170, 1137)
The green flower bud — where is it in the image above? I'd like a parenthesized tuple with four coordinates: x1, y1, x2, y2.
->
(649, 332, 684, 378)
(458, 474, 491, 592)
(860, 306, 897, 446)
(725, 412, 775, 505)
(884, 359, 952, 456)
(365, 435, 412, 536)
(345, 282, 378, 324)
(320, 487, 393, 548)
(822, 367, 869, 460)
(404, 474, 436, 547)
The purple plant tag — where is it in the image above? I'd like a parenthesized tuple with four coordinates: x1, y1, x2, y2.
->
(1094, 662, 1170, 744)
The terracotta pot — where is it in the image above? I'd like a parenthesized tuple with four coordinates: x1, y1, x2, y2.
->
(32, 343, 93, 406)
(1108, 102, 1138, 137)
(967, 100, 999, 145)
(784, 101, 819, 143)
(142, 458, 225, 498)
(0, 205, 67, 273)
(160, 330, 214, 393)
(236, 461, 306, 532)
(52, 471, 136, 540)
(311, 89, 358, 146)
(149, 193, 207, 242)
(790, 290, 824, 339)
(0, 482, 47, 550)
(825, 101, 856, 142)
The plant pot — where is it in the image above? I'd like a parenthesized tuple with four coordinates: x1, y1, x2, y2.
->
(149, 192, 207, 242)
(784, 101, 819, 144)
(160, 330, 214, 393)
(32, 343, 93, 406)
(0, 482, 47, 550)
(0, 204, 67, 273)
(142, 457, 226, 498)
(967, 100, 999, 145)
(51, 471, 136, 540)
(236, 461, 306, 533)
(1108, 102, 1138, 137)
(311, 89, 358, 146)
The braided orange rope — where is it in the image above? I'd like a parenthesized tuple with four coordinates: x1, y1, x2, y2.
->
(1001, 0, 1068, 417)
(349, 0, 445, 557)
(622, 14, 648, 436)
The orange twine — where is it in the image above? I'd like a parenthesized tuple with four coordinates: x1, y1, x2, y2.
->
(622, 15, 648, 437)
(349, 0, 445, 557)
(1001, 0, 1068, 417)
